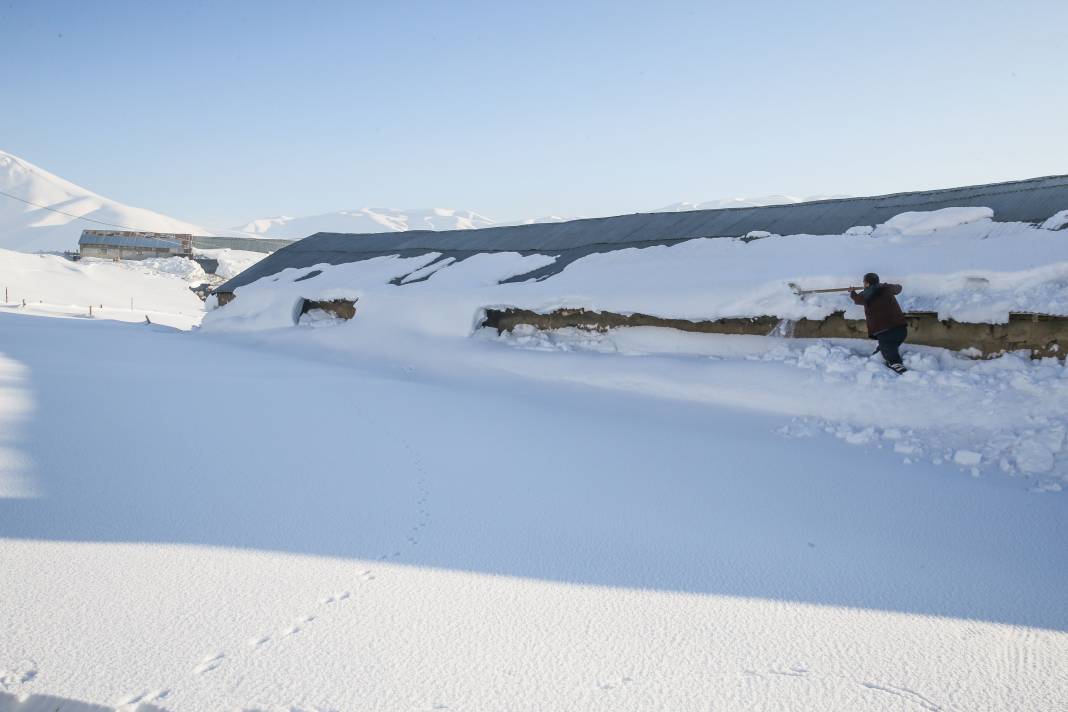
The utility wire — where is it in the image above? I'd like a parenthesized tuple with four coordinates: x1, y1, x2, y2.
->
(0, 188, 191, 247)
(0, 188, 153, 231)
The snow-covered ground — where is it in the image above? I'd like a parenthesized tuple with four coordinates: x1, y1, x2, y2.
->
(2, 203, 1068, 710)
(0, 249, 206, 329)
(2, 310, 1067, 712)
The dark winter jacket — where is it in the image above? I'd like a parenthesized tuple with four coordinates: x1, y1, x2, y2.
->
(850, 283, 907, 337)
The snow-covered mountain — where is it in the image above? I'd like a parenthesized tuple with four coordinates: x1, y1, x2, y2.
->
(655, 194, 851, 212)
(2, 147, 849, 249)
(236, 197, 848, 239)
(0, 149, 219, 252)
(235, 207, 497, 238)
(236, 209, 586, 238)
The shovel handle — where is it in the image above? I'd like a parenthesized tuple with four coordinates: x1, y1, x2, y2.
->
(794, 286, 861, 295)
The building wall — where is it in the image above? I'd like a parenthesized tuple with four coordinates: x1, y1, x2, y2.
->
(80, 245, 176, 260)
(484, 308, 1067, 359)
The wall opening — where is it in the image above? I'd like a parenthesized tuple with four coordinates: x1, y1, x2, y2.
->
(300, 298, 357, 321)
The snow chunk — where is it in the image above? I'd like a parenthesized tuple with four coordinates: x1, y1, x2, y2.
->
(953, 449, 983, 466)
(1014, 439, 1055, 474)
(844, 225, 874, 236)
(876, 207, 994, 236)
(1041, 209, 1068, 231)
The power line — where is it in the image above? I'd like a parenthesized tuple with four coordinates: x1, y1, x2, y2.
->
(0, 188, 191, 247)
(0, 187, 155, 231)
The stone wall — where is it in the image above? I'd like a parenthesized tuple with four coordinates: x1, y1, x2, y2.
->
(483, 308, 1066, 359)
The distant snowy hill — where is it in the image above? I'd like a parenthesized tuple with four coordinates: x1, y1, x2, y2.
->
(2, 147, 849, 249)
(656, 194, 850, 212)
(234, 207, 497, 238)
(237, 198, 851, 239)
(0, 149, 219, 252)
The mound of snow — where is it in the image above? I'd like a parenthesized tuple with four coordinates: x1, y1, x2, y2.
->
(1042, 209, 1068, 231)
(0, 149, 219, 252)
(845, 225, 874, 236)
(139, 256, 208, 282)
(195, 247, 267, 280)
(875, 206, 993, 236)
(491, 326, 1068, 488)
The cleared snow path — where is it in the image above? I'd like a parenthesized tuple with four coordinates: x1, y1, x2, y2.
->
(1, 313, 1066, 711)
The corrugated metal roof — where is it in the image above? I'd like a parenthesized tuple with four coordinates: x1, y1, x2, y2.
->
(218, 174, 1068, 292)
(192, 236, 296, 253)
(79, 233, 183, 250)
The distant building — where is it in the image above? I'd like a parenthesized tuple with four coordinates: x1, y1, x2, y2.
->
(79, 230, 192, 260)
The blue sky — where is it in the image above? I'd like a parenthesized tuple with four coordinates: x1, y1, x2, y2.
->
(3, 0, 1066, 227)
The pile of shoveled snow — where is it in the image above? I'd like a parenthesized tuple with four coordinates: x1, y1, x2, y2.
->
(1043, 209, 1068, 231)
(872, 206, 993, 236)
(488, 326, 1068, 491)
(193, 247, 267, 280)
(0, 249, 205, 329)
(0, 150, 218, 252)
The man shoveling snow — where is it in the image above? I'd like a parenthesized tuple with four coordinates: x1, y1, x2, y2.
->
(850, 272, 909, 373)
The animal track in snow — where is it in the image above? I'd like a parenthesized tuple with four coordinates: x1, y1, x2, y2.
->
(117, 688, 169, 708)
(193, 653, 225, 675)
(860, 681, 944, 711)
(596, 674, 634, 691)
(769, 664, 809, 678)
(0, 658, 37, 689)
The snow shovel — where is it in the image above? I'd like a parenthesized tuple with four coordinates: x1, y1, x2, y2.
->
(788, 282, 861, 299)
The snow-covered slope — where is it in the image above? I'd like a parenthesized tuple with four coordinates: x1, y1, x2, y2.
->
(235, 207, 497, 238)
(0, 150, 219, 253)
(0, 248, 206, 329)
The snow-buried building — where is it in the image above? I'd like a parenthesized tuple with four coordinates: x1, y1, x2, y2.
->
(215, 174, 1068, 300)
(208, 175, 1068, 358)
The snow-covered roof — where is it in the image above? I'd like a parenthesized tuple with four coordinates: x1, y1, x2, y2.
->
(218, 174, 1068, 292)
